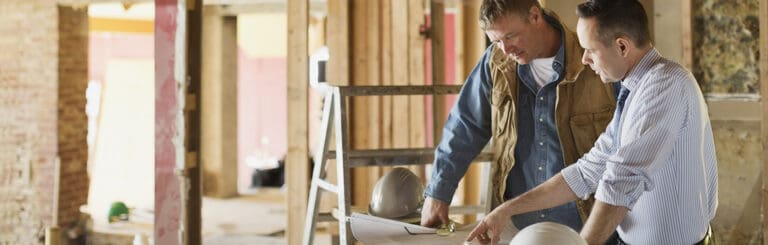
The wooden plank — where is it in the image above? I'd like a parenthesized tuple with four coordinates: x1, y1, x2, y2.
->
(391, 0, 410, 151)
(409, 1, 427, 179)
(327, 0, 350, 86)
(286, 0, 309, 244)
(367, 0, 383, 192)
(351, 0, 370, 207)
(681, 0, 693, 70)
(431, 0, 447, 142)
(760, 0, 768, 242)
(381, 0, 393, 153)
(201, 5, 238, 198)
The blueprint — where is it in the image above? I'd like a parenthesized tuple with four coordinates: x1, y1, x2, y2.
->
(349, 212, 517, 244)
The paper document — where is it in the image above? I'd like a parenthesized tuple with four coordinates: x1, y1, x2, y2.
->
(350, 212, 517, 244)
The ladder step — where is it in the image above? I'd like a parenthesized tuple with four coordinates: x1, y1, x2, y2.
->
(317, 212, 336, 223)
(327, 148, 493, 167)
(325, 84, 463, 96)
(315, 179, 338, 194)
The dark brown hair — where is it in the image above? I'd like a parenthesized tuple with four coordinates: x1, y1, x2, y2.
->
(576, 0, 651, 47)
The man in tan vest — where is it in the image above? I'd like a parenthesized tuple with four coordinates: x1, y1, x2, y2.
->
(420, 0, 616, 235)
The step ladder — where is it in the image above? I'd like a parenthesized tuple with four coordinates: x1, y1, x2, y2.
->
(302, 84, 494, 245)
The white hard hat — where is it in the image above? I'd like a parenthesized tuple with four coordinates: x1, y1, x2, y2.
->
(509, 222, 587, 245)
(368, 167, 424, 219)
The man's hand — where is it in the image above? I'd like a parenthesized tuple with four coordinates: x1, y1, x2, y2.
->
(465, 207, 510, 245)
(420, 197, 450, 227)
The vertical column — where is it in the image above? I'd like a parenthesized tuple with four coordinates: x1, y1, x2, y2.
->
(201, 6, 238, 198)
(155, 0, 203, 244)
(56, 5, 89, 231)
(760, 0, 768, 242)
(286, 0, 309, 244)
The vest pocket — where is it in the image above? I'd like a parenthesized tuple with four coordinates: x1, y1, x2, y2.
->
(569, 108, 613, 155)
(491, 89, 513, 136)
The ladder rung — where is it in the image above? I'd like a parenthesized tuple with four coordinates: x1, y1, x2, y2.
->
(327, 148, 493, 167)
(337, 85, 463, 96)
(317, 212, 336, 222)
(315, 179, 338, 194)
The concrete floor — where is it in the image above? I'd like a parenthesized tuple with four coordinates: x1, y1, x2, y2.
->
(90, 188, 333, 244)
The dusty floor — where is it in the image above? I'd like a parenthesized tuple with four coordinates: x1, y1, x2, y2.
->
(90, 187, 333, 244)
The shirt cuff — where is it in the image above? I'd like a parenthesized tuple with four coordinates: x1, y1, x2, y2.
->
(561, 164, 594, 200)
(594, 176, 646, 209)
(424, 176, 459, 204)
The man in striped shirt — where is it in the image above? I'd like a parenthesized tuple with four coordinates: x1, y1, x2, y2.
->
(466, 0, 718, 244)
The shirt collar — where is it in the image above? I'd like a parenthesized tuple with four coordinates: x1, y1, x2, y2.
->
(620, 48, 662, 91)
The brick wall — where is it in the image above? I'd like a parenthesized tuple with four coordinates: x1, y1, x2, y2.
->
(57, 5, 89, 230)
(0, 2, 88, 244)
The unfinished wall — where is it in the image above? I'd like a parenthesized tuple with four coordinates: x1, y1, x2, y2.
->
(57, 5, 90, 230)
(693, 0, 759, 94)
(710, 121, 762, 244)
(0, 1, 60, 244)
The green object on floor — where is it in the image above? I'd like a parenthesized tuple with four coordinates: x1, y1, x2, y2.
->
(108, 201, 129, 223)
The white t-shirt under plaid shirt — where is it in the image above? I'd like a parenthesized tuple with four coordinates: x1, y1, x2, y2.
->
(561, 48, 718, 245)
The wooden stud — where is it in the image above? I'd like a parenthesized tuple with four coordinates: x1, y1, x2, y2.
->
(381, 0, 393, 154)
(431, 0, 447, 143)
(760, 0, 768, 242)
(286, 0, 309, 244)
(391, 0, 410, 152)
(327, 0, 350, 86)
(410, 0, 427, 178)
(366, 0, 383, 192)
(351, 0, 370, 207)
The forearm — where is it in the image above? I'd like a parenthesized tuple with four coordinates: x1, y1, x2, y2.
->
(580, 200, 628, 245)
(493, 173, 578, 217)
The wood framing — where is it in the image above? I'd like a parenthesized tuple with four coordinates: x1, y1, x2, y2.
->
(328, 0, 350, 86)
(351, 0, 370, 207)
(760, 0, 768, 242)
(287, 0, 309, 244)
(365, 0, 383, 195)
(409, 0, 427, 178)
(431, 0, 446, 144)
(391, 0, 410, 151)
(201, 5, 239, 198)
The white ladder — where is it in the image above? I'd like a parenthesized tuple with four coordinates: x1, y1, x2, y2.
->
(302, 84, 494, 245)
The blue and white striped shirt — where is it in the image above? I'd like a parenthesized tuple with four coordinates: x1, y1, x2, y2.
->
(561, 48, 718, 245)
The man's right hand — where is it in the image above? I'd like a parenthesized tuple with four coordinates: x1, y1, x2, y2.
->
(420, 196, 450, 227)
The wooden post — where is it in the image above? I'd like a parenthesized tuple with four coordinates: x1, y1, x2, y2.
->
(286, 0, 309, 244)
(328, 0, 350, 86)
(759, 0, 768, 242)
(201, 6, 238, 198)
(351, 0, 371, 207)
(45, 157, 61, 245)
(366, 0, 383, 194)
(409, 0, 426, 178)
(431, 0, 446, 146)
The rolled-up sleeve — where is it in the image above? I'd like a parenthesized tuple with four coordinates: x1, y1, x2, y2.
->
(424, 47, 494, 204)
(562, 121, 615, 200)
